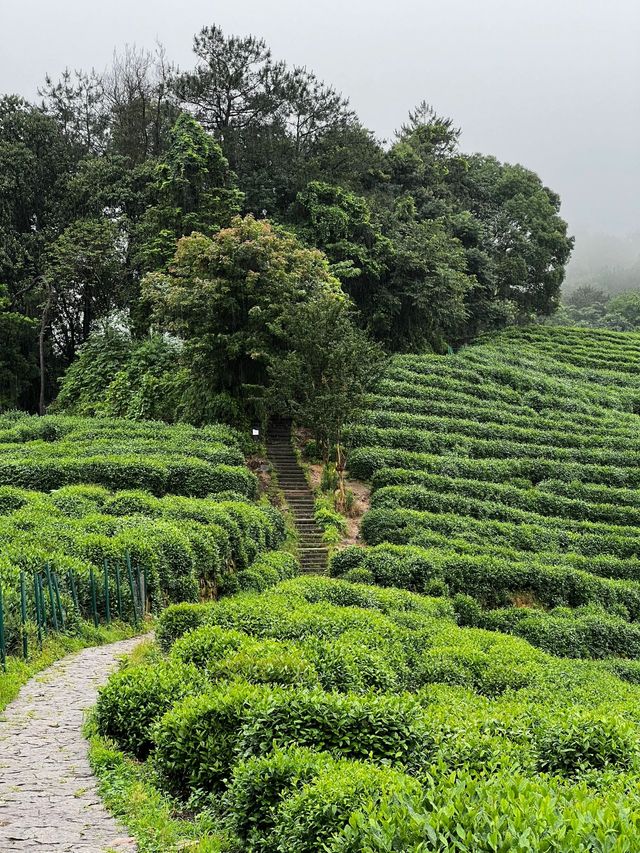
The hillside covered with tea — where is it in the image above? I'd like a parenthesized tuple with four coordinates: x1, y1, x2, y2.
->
(89, 326, 640, 851)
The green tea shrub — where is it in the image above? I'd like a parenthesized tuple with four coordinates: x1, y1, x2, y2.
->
(224, 747, 333, 851)
(154, 684, 428, 798)
(153, 682, 273, 796)
(340, 567, 374, 584)
(535, 713, 639, 776)
(170, 624, 250, 670)
(271, 760, 422, 853)
(210, 639, 320, 687)
(238, 688, 428, 768)
(157, 602, 210, 651)
(95, 659, 207, 757)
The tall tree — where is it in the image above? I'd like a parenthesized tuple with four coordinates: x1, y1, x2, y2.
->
(0, 97, 76, 312)
(290, 180, 391, 315)
(0, 284, 38, 410)
(42, 218, 124, 364)
(39, 68, 109, 156)
(174, 24, 360, 215)
(133, 113, 243, 271)
(142, 215, 344, 419)
(268, 296, 384, 506)
(102, 44, 178, 163)
(456, 155, 574, 320)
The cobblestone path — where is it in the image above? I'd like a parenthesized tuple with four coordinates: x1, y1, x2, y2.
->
(0, 637, 143, 852)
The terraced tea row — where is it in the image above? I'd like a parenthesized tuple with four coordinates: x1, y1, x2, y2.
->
(345, 326, 640, 655)
(0, 413, 290, 660)
(95, 576, 640, 850)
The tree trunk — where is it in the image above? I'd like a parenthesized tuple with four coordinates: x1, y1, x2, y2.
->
(335, 431, 347, 514)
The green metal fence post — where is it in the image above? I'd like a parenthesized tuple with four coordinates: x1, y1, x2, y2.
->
(45, 563, 58, 632)
(103, 559, 111, 626)
(37, 573, 47, 635)
(20, 571, 28, 660)
(115, 560, 123, 620)
(141, 566, 148, 617)
(89, 567, 99, 628)
(52, 572, 65, 629)
(68, 569, 80, 615)
(135, 566, 143, 618)
(125, 553, 139, 628)
(33, 572, 43, 648)
(0, 583, 6, 672)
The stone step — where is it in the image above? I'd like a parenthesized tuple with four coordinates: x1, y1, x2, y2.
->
(266, 435, 333, 573)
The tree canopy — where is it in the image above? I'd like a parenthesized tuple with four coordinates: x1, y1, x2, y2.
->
(0, 22, 574, 426)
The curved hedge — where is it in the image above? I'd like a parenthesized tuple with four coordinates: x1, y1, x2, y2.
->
(95, 575, 640, 850)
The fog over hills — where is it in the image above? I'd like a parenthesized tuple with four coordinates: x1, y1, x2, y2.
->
(565, 232, 640, 294)
(2, 0, 639, 263)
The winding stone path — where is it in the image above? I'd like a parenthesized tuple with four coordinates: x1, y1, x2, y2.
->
(0, 637, 143, 852)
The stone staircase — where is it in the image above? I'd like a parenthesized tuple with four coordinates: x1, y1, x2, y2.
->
(266, 421, 328, 574)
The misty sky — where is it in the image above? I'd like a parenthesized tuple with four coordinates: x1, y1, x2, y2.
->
(1, 0, 639, 251)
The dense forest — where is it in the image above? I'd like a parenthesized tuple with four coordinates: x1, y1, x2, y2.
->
(0, 23, 573, 426)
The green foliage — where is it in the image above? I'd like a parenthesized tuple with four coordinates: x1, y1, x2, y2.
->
(267, 296, 384, 458)
(142, 215, 344, 421)
(0, 413, 286, 655)
(535, 713, 638, 776)
(97, 575, 640, 850)
(54, 328, 194, 423)
(156, 602, 210, 652)
(133, 113, 243, 272)
(554, 286, 640, 331)
(223, 746, 331, 850)
(3, 25, 575, 415)
(95, 659, 206, 758)
(43, 218, 125, 363)
(0, 284, 38, 409)
(271, 760, 421, 853)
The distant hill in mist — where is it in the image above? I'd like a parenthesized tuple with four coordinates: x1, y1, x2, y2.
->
(564, 231, 640, 295)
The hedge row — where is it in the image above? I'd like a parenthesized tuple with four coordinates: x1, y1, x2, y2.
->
(347, 423, 640, 469)
(95, 576, 640, 850)
(348, 446, 640, 489)
(361, 406, 640, 453)
(368, 391, 640, 440)
(330, 544, 640, 619)
(0, 412, 255, 498)
(0, 486, 286, 623)
(362, 507, 640, 562)
(371, 481, 640, 529)
(0, 411, 242, 451)
(373, 468, 640, 512)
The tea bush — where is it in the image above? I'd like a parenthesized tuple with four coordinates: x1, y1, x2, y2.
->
(0, 414, 287, 653)
(96, 575, 640, 849)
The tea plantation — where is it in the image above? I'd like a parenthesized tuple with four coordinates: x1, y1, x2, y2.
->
(341, 326, 640, 660)
(90, 327, 640, 851)
(97, 576, 640, 850)
(0, 412, 288, 662)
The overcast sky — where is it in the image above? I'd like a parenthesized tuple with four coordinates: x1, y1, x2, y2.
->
(1, 0, 639, 250)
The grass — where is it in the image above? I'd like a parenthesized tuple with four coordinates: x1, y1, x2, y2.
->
(87, 720, 225, 853)
(0, 621, 143, 712)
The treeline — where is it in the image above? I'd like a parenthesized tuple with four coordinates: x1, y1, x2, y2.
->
(552, 285, 640, 331)
(0, 24, 573, 425)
